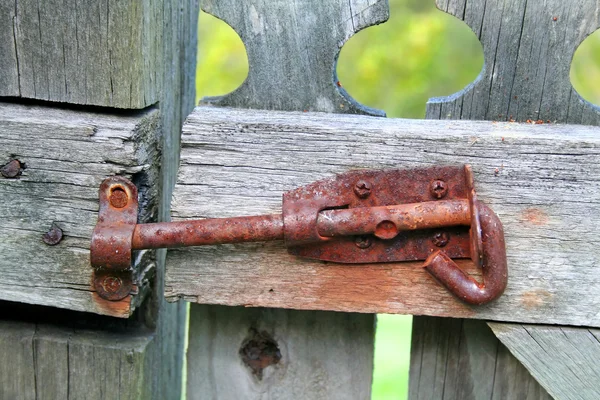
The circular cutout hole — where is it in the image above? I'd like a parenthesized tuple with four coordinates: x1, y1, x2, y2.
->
(571, 29, 600, 106)
(196, 11, 249, 102)
(337, 0, 484, 118)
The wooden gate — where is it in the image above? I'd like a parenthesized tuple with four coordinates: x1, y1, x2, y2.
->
(1, 1, 599, 399)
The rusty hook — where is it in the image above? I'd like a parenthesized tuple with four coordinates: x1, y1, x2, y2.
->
(423, 202, 507, 305)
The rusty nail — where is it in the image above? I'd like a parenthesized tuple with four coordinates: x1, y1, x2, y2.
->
(355, 235, 372, 249)
(430, 180, 448, 199)
(42, 223, 63, 246)
(1, 159, 22, 178)
(432, 231, 450, 247)
(109, 187, 128, 208)
(354, 180, 372, 199)
(101, 276, 123, 294)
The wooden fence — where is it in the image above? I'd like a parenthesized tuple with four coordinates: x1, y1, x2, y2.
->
(1, 0, 599, 399)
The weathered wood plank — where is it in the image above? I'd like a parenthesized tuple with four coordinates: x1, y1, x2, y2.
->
(0, 317, 153, 400)
(0, 102, 161, 317)
(201, 0, 388, 115)
(0, 0, 198, 398)
(187, 2, 379, 399)
(166, 106, 600, 327)
(423, 2, 600, 398)
(409, 317, 552, 400)
(431, 0, 600, 125)
(0, 0, 161, 108)
(186, 305, 375, 400)
(489, 323, 600, 400)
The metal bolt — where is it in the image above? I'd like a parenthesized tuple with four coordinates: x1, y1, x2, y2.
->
(354, 180, 372, 199)
(355, 235, 372, 249)
(432, 232, 450, 247)
(1, 159, 22, 178)
(430, 180, 448, 199)
(42, 223, 63, 246)
(101, 276, 123, 294)
(109, 187, 128, 208)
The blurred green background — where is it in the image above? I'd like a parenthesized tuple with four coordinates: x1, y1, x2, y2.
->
(195, 1, 600, 398)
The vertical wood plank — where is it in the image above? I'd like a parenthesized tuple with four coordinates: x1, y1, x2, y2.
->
(0, 322, 36, 400)
(187, 305, 375, 400)
(185, 1, 379, 398)
(409, 318, 551, 400)
(0, 0, 199, 398)
(410, 0, 600, 398)
(0, 0, 162, 108)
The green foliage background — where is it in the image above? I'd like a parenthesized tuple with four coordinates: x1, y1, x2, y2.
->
(195, 1, 600, 398)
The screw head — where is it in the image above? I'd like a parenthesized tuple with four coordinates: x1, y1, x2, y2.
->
(42, 223, 63, 246)
(1, 159, 22, 179)
(432, 232, 450, 247)
(430, 180, 448, 199)
(109, 187, 128, 208)
(102, 276, 123, 294)
(354, 180, 372, 199)
(355, 236, 372, 249)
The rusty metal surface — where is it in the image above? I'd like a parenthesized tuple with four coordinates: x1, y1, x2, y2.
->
(90, 176, 138, 301)
(131, 214, 283, 249)
(317, 200, 471, 237)
(424, 202, 507, 305)
(1, 159, 22, 178)
(285, 166, 473, 263)
(42, 223, 63, 246)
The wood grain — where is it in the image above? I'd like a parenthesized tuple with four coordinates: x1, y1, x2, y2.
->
(166, 106, 600, 327)
(0, 0, 198, 398)
(0, 0, 161, 108)
(421, 2, 600, 398)
(201, 0, 388, 116)
(0, 319, 154, 400)
(430, 0, 600, 125)
(186, 305, 375, 400)
(409, 317, 552, 400)
(187, 2, 381, 398)
(0, 102, 161, 317)
(490, 322, 600, 400)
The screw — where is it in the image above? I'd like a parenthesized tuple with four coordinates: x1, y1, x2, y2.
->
(430, 180, 448, 199)
(42, 223, 63, 246)
(355, 236, 372, 249)
(1, 159, 22, 178)
(354, 180, 372, 199)
(109, 187, 128, 208)
(102, 276, 123, 294)
(432, 232, 450, 247)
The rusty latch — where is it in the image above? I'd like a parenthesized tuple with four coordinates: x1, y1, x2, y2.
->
(91, 165, 507, 305)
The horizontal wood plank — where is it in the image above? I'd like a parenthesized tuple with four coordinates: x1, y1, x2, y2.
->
(166, 106, 600, 327)
(0, 102, 161, 317)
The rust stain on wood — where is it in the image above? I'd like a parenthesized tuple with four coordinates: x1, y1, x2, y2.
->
(520, 289, 553, 309)
(520, 208, 549, 226)
(308, 260, 479, 317)
(91, 293, 132, 318)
